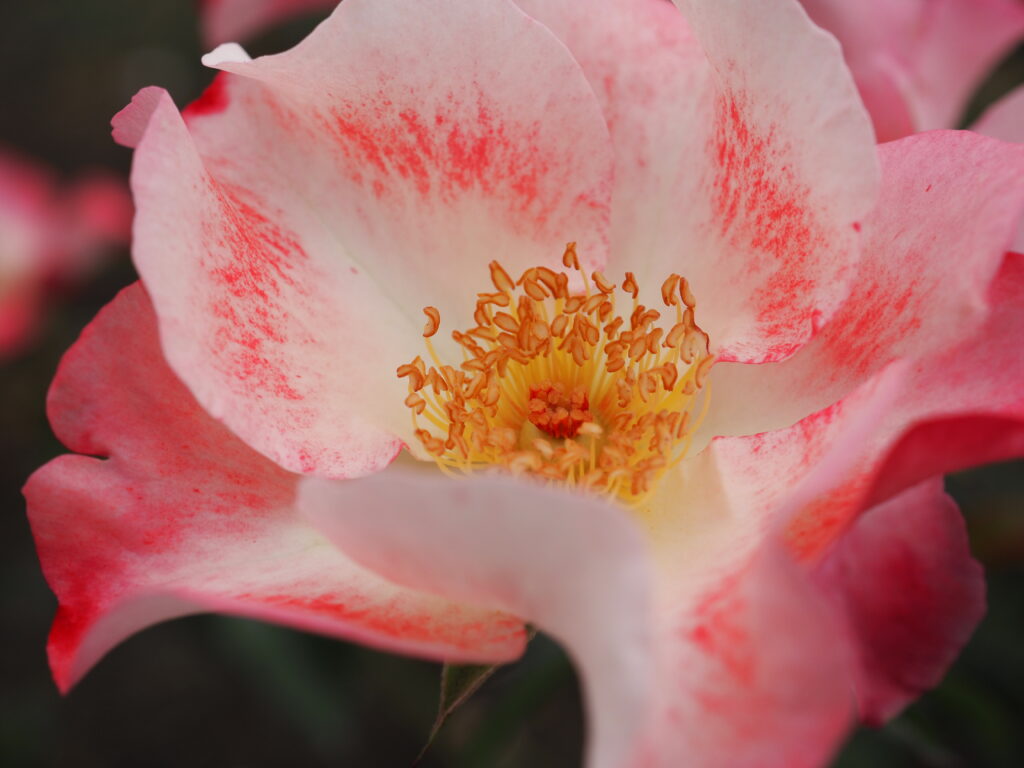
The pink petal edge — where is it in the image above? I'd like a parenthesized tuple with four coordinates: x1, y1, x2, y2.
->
(25, 283, 526, 692)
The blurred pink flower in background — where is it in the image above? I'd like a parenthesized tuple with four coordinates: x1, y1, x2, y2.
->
(24, 0, 1024, 765)
(800, 0, 1024, 141)
(0, 150, 131, 359)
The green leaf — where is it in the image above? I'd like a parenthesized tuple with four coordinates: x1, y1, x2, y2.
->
(414, 629, 536, 764)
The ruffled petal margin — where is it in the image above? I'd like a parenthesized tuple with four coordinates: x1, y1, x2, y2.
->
(24, 284, 526, 692)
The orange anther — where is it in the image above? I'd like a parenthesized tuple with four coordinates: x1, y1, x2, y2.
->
(550, 314, 569, 337)
(603, 317, 624, 338)
(423, 306, 441, 337)
(396, 362, 425, 391)
(404, 392, 427, 414)
(523, 279, 547, 301)
(695, 354, 716, 387)
(555, 272, 569, 299)
(563, 296, 585, 314)
(661, 274, 680, 307)
(474, 305, 490, 327)
(493, 312, 519, 333)
(664, 322, 687, 348)
(477, 291, 510, 307)
(628, 334, 648, 360)
(562, 242, 580, 270)
(646, 328, 663, 354)
(605, 356, 626, 373)
(679, 277, 696, 309)
(658, 363, 678, 390)
(571, 339, 589, 366)
(622, 272, 639, 299)
(490, 261, 515, 293)
(592, 271, 615, 294)
(584, 294, 605, 314)
(580, 316, 600, 345)
(497, 332, 518, 349)
(535, 267, 560, 295)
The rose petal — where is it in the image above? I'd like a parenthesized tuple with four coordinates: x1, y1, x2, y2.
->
(193, 0, 612, 324)
(863, 252, 1024, 506)
(517, 0, 878, 363)
(816, 478, 985, 724)
(632, 361, 910, 764)
(120, 87, 409, 477)
(706, 130, 1024, 440)
(634, 546, 853, 768)
(24, 284, 526, 692)
(300, 464, 858, 768)
(669, 0, 877, 362)
(718, 253, 1024, 564)
(801, 0, 1024, 137)
(121, 0, 613, 477)
(299, 470, 654, 768)
(295, 350, 908, 765)
(897, 0, 1024, 131)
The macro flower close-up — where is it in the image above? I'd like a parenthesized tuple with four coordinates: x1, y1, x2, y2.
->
(8, 0, 1024, 766)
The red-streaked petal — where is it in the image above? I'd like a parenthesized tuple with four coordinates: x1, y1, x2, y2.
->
(117, 0, 613, 477)
(300, 470, 654, 768)
(119, 87, 408, 477)
(862, 252, 1024, 506)
(195, 0, 613, 321)
(634, 546, 853, 768)
(675, 0, 877, 362)
(518, 0, 878, 363)
(300, 467, 858, 768)
(816, 479, 985, 724)
(295, 360, 906, 765)
(200, 0, 337, 46)
(711, 253, 1024, 566)
(24, 284, 526, 692)
(625, 364, 910, 764)
(706, 131, 1024, 440)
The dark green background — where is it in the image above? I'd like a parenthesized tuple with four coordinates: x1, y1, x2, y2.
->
(1, 2, 1022, 765)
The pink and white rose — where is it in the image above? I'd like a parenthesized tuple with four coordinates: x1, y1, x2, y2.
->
(26, 1, 1024, 765)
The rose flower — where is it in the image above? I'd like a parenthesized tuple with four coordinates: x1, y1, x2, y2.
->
(25, 1, 1024, 765)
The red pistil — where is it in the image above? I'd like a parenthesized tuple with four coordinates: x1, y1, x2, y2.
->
(528, 381, 592, 439)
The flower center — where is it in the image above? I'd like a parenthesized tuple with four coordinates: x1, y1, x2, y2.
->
(397, 243, 714, 507)
(528, 381, 592, 439)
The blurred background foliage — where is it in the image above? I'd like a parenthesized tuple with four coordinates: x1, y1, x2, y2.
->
(0, 2, 1022, 766)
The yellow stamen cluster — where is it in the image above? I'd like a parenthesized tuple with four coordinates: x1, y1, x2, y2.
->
(397, 243, 714, 507)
